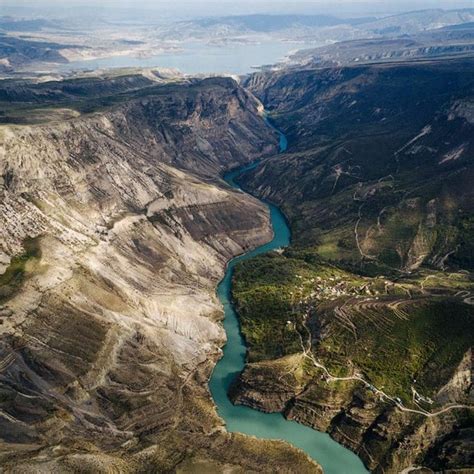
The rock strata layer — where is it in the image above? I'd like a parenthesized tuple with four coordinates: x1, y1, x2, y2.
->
(0, 75, 319, 472)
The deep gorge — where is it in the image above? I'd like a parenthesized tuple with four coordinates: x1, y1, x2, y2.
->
(0, 59, 473, 473)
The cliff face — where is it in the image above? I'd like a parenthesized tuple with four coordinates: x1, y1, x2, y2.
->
(0, 75, 319, 472)
(244, 59, 474, 272)
(230, 59, 474, 473)
(231, 343, 473, 473)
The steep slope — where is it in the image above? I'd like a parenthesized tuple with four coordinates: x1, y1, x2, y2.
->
(245, 59, 474, 271)
(0, 74, 319, 472)
(229, 58, 474, 472)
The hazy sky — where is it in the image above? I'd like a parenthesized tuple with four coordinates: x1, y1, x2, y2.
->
(3, 0, 472, 4)
(1, 0, 473, 18)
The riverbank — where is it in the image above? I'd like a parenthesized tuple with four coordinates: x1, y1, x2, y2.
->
(208, 121, 368, 474)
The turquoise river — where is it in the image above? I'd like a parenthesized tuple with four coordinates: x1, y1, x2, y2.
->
(209, 123, 369, 473)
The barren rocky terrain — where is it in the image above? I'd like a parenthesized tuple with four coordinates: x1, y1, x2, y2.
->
(0, 73, 320, 472)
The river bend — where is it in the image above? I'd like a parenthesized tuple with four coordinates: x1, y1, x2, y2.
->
(209, 124, 368, 474)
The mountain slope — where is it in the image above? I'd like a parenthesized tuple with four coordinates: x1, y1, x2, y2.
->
(289, 23, 474, 68)
(245, 58, 474, 271)
(229, 58, 474, 472)
(0, 73, 319, 472)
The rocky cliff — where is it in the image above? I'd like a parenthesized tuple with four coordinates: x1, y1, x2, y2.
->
(0, 73, 319, 472)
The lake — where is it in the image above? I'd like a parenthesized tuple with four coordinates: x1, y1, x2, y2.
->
(60, 40, 312, 75)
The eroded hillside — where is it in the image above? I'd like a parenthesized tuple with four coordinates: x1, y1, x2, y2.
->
(0, 73, 319, 472)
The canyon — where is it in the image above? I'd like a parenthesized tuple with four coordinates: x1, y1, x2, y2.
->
(0, 47, 473, 473)
(0, 73, 319, 472)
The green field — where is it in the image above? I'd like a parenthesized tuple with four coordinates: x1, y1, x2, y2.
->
(233, 246, 474, 405)
(0, 237, 42, 303)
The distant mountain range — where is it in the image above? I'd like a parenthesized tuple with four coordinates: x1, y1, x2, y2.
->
(169, 8, 474, 39)
(193, 14, 376, 32)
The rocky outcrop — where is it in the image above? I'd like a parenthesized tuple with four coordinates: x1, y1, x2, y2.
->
(231, 346, 473, 473)
(0, 75, 319, 472)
